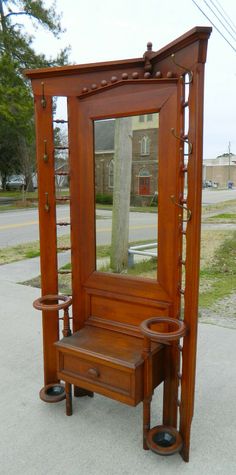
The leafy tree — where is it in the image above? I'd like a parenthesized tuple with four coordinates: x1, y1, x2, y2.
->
(0, 0, 70, 190)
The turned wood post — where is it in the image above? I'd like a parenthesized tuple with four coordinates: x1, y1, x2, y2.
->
(142, 335, 152, 450)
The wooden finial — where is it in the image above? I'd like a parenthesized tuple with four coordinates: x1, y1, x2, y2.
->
(143, 41, 155, 73)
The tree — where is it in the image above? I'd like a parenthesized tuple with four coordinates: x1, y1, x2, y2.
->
(0, 0, 70, 189)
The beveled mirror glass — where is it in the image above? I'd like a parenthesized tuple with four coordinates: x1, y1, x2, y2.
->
(94, 113, 159, 279)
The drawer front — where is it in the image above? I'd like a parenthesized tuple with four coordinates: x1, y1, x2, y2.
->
(57, 350, 136, 403)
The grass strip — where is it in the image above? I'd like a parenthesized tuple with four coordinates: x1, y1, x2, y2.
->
(199, 231, 236, 308)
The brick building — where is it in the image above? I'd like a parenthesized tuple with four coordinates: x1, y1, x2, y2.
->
(94, 114, 159, 204)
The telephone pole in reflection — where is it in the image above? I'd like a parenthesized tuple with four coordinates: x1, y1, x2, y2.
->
(228, 141, 231, 184)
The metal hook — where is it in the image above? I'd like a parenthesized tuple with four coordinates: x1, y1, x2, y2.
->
(171, 54, 193, 84)
(43, 139, 48, 162)
(41, 82, 47, 108)
(171, 128, 193, 155)
(170, 195, 192, 222)
(44, 192, 50, 212)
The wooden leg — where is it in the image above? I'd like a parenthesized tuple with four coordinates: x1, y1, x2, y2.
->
(180, 437, 190, 462)
(65, 382, 72, 416)
(74, 386, 94, 398)
(143, 398, 151, 450)
(180, 413, 191, 462)
(163, 345, 179, 427)
(142, 336, 152, 450)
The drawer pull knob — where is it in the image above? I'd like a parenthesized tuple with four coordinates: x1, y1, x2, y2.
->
(88, 368, 100, 378)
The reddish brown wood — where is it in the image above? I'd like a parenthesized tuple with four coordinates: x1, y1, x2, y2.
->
(162, 75, 185, 430)
(27, 26, 212, 463)
(179, 61, 206, 462)
(140, 317, 186, 343)
(65, 382, 72, 416)
(34, 96, 59, 386)
(55, 326, 164, 406)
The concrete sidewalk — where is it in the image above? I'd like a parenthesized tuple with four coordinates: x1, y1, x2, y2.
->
(0, 259, 236, 475)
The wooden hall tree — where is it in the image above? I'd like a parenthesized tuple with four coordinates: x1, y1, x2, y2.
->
(27, 26, 212, 462)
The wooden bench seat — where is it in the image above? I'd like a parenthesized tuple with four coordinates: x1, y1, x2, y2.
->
(55, 325, 165, 407)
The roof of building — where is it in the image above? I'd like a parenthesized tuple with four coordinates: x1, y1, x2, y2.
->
(94, 119, 115, 151)
(204, 154, 236, 166)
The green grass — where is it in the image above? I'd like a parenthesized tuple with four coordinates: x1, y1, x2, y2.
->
(95, 257, 157, 277)
(127, 258, 157, 276)
(0, 190, 38, 199)
(199, 231, 236, 308)
(199, 274, 236, 308)
(207, 213, 236, 221)
(96, 204, 157, 213)
(0, 190, 38, 212)
(0, 234, 71, 265)
(0, 241, 40, 265)
(202, 198, 236, 214)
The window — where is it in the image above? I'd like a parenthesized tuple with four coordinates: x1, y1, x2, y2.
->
(147, 114, 153, 121)
(140, 136, 150, 156)
(139, 115, 145, 122)
(108, 159, 114, 188)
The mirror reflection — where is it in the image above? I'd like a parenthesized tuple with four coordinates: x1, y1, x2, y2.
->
(94, 113, 159, 279)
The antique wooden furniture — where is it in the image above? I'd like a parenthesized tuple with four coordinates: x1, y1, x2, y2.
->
(27, 26, 212, 462)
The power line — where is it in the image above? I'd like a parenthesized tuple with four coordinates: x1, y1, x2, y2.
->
(209, 0, 236, 36)
(213, 0, 236, 32)
(191, 0, 236, 53)
(204, 0, 236, 42)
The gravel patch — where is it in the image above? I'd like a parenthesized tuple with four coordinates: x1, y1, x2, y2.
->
(199, 292, 236, 329)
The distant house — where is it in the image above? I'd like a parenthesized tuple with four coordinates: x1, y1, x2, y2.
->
(203, 154, 236, 187)
(94, 114, 159, 204)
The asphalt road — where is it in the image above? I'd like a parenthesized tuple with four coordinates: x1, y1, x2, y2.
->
(0, 189, 235, 248)
(0, 205, 70, 247)
(201, 188, 236, 204)
(0, 205, 158, 248)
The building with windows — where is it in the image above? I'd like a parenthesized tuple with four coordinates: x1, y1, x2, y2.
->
(94, 114, 159, 204)
(203, 153, 236, 187)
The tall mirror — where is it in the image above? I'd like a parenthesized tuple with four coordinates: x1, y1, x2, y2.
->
(94, 113, 159, 279)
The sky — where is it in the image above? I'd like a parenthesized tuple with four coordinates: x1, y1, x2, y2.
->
(28, 0, 236, 159)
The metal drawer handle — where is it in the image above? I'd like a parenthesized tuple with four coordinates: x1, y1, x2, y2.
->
(88, 368, 100, 378)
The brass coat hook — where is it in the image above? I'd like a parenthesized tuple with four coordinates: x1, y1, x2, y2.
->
(171, 128, 193, 155)
(43, 139, 48, 162)
(41, 82, 47, 108)
(171, 54, 193, 84)
(44, 192, 50, 212)
(170, 195, 192, 222)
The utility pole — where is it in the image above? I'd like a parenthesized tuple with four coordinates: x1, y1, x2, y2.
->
(110, 117, 132, 273)
(228, 141, 231, 183)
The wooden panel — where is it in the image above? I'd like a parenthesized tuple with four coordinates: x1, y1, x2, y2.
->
(34, 95, 58, 385)
(162, 78, 185, 429)
(179, 62, 205, 462)
(85, 272, 170, 302)
(67, 96, 86, 330)
(89, 294, 169, 327)
(158, 90, 179, 295)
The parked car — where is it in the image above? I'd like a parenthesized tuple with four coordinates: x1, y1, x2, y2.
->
(202, 180, 213, 188)
(6, 175, 26, 191)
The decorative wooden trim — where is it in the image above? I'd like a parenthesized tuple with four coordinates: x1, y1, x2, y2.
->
(25, 27, 212, 80)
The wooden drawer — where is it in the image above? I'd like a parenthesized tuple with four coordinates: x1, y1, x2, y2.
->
(57, 350, 137, 404)
(55, 326, 164, 406)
